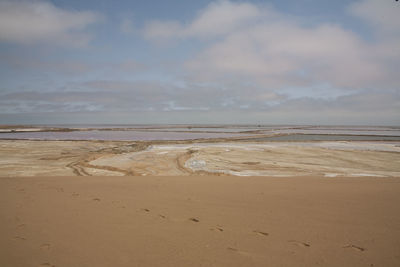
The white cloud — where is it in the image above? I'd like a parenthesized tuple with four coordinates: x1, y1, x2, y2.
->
(0, 79, 287, 113)
(186, 0, 263, 37)
(142, 0, 400, 90)
(348, 0, 400, 77)
(0, 0, 101, 47)
(349, 0, 400, 38)
(143, 0, 267, 40)
(1, 84, 398, 125)
(186, 22, 389, 89)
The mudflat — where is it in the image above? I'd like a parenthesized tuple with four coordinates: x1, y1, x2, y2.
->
(1, 175, 399, 267)
(1, 140, 399, 177)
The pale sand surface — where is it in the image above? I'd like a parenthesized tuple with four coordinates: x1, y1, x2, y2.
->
(1, 176, 399, 267)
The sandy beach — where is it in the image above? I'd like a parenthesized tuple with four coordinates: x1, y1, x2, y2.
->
(1, 175, 399, 267)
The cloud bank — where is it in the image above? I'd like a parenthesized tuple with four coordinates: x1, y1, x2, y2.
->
(0, 0, 399, 125)
(144, 0, 399, 90)
(0, 0, 101, 47)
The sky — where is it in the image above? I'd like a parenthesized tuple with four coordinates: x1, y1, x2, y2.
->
(0, 0, 399, 125)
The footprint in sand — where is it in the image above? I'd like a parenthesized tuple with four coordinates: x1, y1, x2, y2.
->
(343, 244, 366, 252)
(189, 218, 200, 222)
(158, 214, 166, 219)
(253, 230, 269, 237)
(40, 244, 51, 250)
(142, 208, 150, 212)
(39, 263, 55, 267)
(227, 247, 252, 257)
(216, 226, 224, 232)
(288, 240, 310, 248)
(92, 198, 101, 201)
(17, 224, 26, 228)
(72, 193, 79, 197)
(210, 226, 224, 232)
(14, 236, 26, 241)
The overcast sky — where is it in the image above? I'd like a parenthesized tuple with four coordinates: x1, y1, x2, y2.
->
(0, 0, 399, 125)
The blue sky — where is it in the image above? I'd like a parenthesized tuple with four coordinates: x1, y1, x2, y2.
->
(0, 0, 399, 125)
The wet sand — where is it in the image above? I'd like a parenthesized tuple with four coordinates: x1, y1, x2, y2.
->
(1, 175, 399, 267)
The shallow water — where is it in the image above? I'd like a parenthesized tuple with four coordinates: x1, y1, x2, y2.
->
(267, 129, 400, 136)
(141, 127, 263, 132)
(1, 125, 400, 141)
(253, 134, 400, 141)
(0, 130, 250, 141)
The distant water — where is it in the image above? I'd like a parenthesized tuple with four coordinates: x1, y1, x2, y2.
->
(268, 129, 400, 136)
(0, 125, 399, 141)
(253, 134, 400, 142)
(0, 130, 250, 141)
(34, 124, 294, 132)
(138, 127, 263, 132)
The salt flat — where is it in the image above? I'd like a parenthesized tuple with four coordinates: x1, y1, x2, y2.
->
(0, 140, 399, 177)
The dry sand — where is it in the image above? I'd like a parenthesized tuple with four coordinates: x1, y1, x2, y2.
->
(1, 175, 399, 267)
